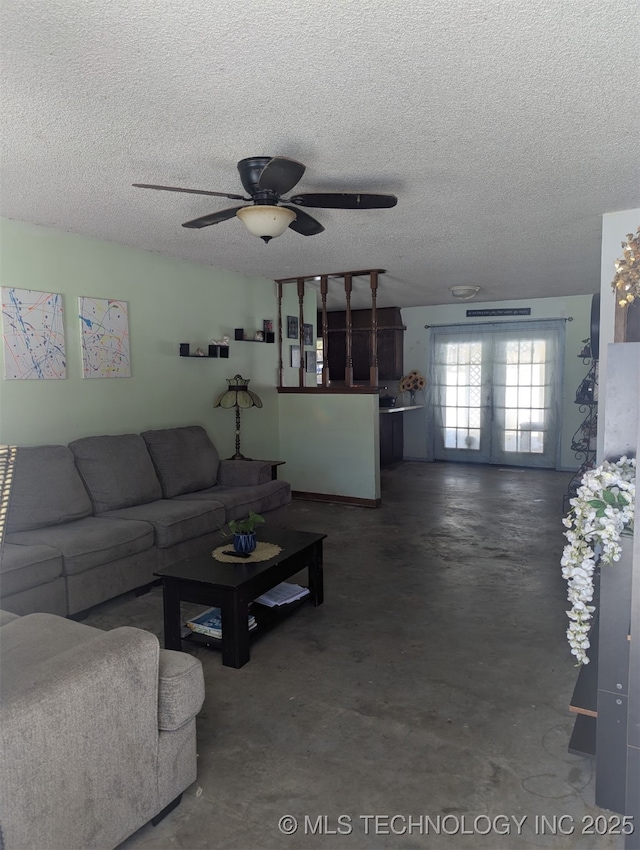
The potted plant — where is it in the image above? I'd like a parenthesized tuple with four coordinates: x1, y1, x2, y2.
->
(227, 511, 265, 554)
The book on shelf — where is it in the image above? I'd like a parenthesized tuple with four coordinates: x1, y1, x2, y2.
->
(186, 606, 257, 639)
(254, 582, 310, 608)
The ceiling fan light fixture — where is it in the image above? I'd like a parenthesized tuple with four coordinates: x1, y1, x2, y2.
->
(449, 285, 481, 301)
(236, 205, 296, 243)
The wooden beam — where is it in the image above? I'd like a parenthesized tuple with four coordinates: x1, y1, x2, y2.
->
(369, 270, 379, 388)
(344, 274, 353, 387)
(277, 282, 283, 388)
(320, 275, 329, 387)
(275, 268, 386, 283)
(297, 278, 305, 388)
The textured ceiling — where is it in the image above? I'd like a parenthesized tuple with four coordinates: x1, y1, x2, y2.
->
(1, 0, 639, 309)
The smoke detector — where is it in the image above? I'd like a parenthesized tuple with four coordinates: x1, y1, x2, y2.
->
(449, 285, 481, 301)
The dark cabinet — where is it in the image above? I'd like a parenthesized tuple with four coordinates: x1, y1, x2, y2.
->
(379, 413, 404, 467)
(322, 307, 405, 385)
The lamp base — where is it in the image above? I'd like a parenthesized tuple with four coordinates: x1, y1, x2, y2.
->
(230, 452, 246, 460)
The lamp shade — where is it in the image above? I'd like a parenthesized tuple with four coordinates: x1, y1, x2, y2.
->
(236, 205, 296, 242)
(214, 374, 263, 410)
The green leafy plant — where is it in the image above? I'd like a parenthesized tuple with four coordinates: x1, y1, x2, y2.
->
(227, 511, 265, 535)
(587, 488, 631, 519)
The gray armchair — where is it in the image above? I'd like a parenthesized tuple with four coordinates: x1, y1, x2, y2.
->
(0, 611, 204, 849)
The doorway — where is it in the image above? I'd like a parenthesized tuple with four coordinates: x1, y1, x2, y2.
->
(429, 320, 565, 468)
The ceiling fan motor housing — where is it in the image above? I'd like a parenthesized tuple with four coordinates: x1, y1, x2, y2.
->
(237, 157, 275, 198)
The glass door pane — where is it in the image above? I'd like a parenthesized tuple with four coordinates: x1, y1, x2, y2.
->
(491, 331, 560, 468)
(433, 337, 491, 463)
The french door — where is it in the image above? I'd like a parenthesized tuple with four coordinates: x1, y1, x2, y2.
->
(429, 321, 564, 468)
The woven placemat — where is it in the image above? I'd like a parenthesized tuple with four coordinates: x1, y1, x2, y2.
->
(212, 541, 282, 563)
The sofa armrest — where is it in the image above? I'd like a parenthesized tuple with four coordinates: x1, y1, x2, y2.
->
(158, 648, 205, 730)
(0, 609, 21, 627)
(217, 458, 272, 487)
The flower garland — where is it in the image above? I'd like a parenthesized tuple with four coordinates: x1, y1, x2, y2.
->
(561, 457, 636, 664)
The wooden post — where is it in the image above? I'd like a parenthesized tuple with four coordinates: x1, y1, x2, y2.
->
(369, 270, 379, 388)
(297, 278, 305, 388)
(320, 275, 329, 387)
(276, 282, 283, 387)
(344, 274, 354, 387)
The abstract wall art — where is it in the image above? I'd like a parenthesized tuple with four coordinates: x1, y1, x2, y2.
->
(1, 287, 66, 379)
(78, 297, 131, 378)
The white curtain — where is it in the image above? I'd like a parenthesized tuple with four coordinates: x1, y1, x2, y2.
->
(428, 320, 565, 468)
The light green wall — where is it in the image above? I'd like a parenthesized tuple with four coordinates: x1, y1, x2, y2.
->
(401, 295, 593, 470)
(278, 393, 380, 500)
(0, 218, 280, 458)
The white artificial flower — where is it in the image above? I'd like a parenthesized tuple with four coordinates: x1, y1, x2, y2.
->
(562, 457, 635, 664)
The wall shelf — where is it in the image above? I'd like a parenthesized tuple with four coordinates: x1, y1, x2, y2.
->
(234, 329, 275, 343)
(179, 344, 229, 358)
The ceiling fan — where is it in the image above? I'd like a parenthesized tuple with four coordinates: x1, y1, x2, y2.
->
(133, 156, 397, 243)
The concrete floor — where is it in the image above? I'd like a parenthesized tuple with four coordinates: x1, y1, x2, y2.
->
(83, 462, 624, 850)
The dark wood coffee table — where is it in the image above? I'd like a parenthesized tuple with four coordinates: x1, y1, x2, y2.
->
(154, 527, 325, 668)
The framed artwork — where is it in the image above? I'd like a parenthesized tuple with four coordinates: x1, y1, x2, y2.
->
(263, 319, 273, 334)
(290, 344, 301, 368)
(287, 315, 298, 339)
(305, 350, 317, 373)
(78, 297, 131, 378)
(2, 287, 66, 379)
(303, 323, 313, 346)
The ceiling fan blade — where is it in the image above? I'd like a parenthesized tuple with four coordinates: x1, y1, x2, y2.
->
(182, 206, 244, 229)
(257, 157, 306, 195)
(133, 183, 248, 201)
(288, 192, 397, 210)
(281, 206, 324, 236)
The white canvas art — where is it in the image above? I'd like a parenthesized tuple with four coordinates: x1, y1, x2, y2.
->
(78, 297, 131, 378)
(1, 287, 66, 379)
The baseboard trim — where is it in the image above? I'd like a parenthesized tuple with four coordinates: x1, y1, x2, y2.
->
(292, 491, 381, 508)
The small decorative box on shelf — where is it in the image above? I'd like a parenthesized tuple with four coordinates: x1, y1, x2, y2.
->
(179, 343, 229, 358)
(234, 329, 275, 344)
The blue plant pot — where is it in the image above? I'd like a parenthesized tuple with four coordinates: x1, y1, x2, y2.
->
(233, 532, 256, 554)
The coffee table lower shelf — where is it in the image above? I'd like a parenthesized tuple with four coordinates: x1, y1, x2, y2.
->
(183, 597, 310, 650)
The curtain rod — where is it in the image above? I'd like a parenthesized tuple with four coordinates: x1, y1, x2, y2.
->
(423, 317, 573, 329)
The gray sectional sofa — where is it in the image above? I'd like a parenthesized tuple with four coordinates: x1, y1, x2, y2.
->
(0, 608, 205, 849)
(1, 425, 290, 616)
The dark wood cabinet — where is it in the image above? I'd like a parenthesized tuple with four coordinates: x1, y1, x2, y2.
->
(379, 412, 404, 466)
(322, 307, 405, 385)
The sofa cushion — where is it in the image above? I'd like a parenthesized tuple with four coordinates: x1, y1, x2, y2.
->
(173, 479, 291, 522)
(7, 516, 154, 576)
(0, 543, 63, 596)
(100, 499, 225, 549)
(157, 649, 205, 731)
(141, 426, 220, 498)
(69, 434, 162, 512)
(6, 446, 92, 533)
